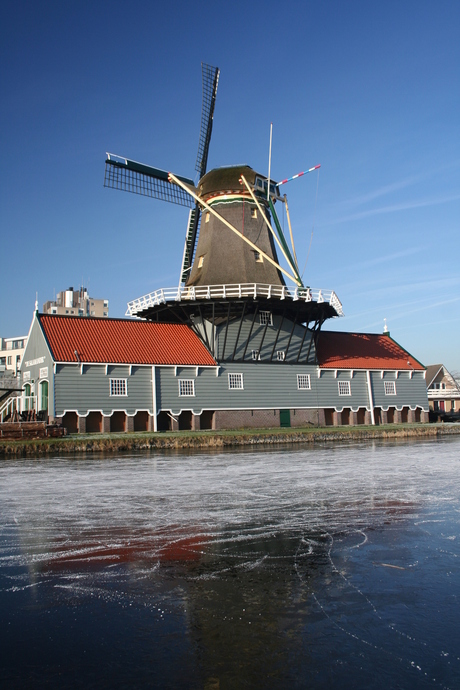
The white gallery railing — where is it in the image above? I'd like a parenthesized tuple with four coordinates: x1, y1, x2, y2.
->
(126, 283, 343, 317)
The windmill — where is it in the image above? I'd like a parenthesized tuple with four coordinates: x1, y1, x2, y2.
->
(104, 63, 343, 362)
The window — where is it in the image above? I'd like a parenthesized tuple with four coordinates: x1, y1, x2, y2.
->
(297, 374, 311, 390)
(198, 255, 204, 268)
(205, 212, 210, 223)
(276, 351, 285, 361)
(251, 350, 260, 361)
(251, 208, 257, 218)
(110, 379, 127, 396)
(253, 251, 263, 263)
(7, 357, 12, 365)
(338, 381, 351, 396)
(228, 373, 243, 390)
(384, 381, 396, 395)
(179, 379, 195, 396)
(259, 311, 272, 326)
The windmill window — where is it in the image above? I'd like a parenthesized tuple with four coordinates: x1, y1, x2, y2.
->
(251, 350, 260, 361)
(297, 374, 311, 390)
(251, 208, 257, 219)
(110, 379, 127, 397)
(198, 256, 204, 268)
(384, 381, 396, 395)
(228, 373, 243, 390)
(259, 311, 273, 326)
(253, 251, 263, 263)
(205, 212, 210, 223)
(276, 351, 285, 361)
(179, 379, 195, 397)
(338, 381, 351, 396)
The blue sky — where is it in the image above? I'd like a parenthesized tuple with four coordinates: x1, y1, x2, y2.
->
(1, 1, 459, 370)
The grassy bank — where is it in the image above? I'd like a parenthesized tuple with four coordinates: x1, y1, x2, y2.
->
(1, 423, 460, 457)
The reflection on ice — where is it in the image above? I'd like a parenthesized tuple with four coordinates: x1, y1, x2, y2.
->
(1, 439, 460, 688)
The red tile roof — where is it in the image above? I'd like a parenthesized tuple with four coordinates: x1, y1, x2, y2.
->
(39, 315, 216, 366)
(316, 331, 425, 371)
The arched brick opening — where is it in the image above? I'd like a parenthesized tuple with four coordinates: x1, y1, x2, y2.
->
(387, 407, 395, 424)
(86, 412, 102, 433)
(157, 411, 171, 432)
(110, 411, 126, 432)
(357, 408, 366, 425)
(324, 409, 334, 426)
(341, 408, 350, 425)
(414, 408, 421, 423)
(134, 411, 149, 431)
(62, 411, 78, 434)
(374, 408, 382, 425)
(401, 407, 409, 423)
(200, 410, 214, 430)
(179, 411, 193, 431)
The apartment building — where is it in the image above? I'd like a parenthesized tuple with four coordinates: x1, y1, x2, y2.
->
(43, 286, 109, 318)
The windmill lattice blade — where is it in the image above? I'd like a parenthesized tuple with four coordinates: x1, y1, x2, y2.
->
(181, 207, 201, 283)
(104, 158, 195, 208)
(195, 63, 220, 179)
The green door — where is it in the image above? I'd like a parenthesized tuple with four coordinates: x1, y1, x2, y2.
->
(40, 380, 49, 411)
(280, 409, 291, 428)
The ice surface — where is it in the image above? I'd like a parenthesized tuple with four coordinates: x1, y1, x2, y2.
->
(1, 438, 460, 688)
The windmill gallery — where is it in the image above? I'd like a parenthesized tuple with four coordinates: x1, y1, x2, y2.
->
(18, 64, 429, 434)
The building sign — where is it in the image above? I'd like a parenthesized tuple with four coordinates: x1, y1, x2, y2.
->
(25, 356, 45, 368)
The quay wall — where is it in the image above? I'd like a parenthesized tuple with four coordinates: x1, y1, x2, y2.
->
(1, 424, 460, 457)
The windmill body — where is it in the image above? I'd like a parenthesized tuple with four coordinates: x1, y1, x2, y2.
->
(187, 165, 285, 288)
(104, 63, 343, 363)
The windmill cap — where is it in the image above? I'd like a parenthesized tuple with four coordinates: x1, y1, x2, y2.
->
(199, 165, 269, 199)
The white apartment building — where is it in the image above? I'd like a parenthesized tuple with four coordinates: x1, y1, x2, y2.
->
(0, 336, 27, 375)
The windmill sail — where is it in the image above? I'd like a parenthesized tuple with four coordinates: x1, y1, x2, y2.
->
(104, 155, 195, 208)
(181, 63, 220, 283)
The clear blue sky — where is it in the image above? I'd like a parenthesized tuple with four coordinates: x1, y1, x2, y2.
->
(1, 1, 459, 370)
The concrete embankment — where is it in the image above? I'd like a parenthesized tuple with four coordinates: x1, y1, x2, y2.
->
(1, 424, 460, 457)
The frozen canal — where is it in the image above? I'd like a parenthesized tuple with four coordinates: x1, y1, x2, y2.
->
(1, 438, 460, 689)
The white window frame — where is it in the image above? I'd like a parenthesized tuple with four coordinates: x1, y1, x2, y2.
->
(384, 381, 396, 396)
(297, 374, 311, 390)
(338, 380, 351, 396)
(110, 378, 127, 397)
(228, 373, 244, 390)
(251, 349, 260, 361)
(179, 379, 195, 397)
(259, 310, 273, 326)
(276, 351, 285, 361)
